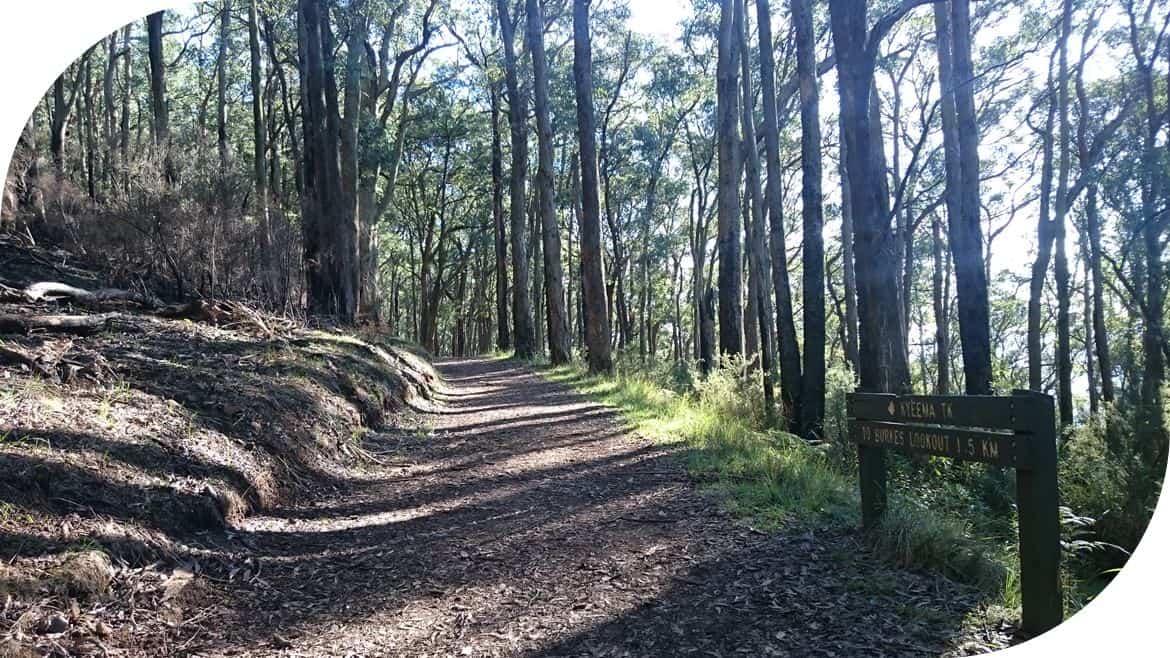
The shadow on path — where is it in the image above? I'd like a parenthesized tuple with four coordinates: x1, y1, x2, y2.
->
(196, 358, 989, 657)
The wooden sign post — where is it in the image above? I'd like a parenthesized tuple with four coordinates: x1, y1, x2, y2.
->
(846, 390, 1062, 637)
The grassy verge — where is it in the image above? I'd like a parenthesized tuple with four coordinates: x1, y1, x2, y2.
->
(544, 364, 855, 524)
(535, 358, 1010, 598)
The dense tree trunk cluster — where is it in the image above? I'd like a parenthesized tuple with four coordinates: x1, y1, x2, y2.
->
(7, 0, 1168, 479)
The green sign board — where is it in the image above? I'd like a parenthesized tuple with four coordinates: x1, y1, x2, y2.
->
(846, 390, 1062, 637)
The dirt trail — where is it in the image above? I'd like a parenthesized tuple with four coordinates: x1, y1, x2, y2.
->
(196, 358, 994, 657)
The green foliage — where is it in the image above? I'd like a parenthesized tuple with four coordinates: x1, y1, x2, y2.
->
(691, 355, 768, 428)
(1060, 411, 1130, 551)
(822, 363, 857, 467)
(869, 500, 1008, 594)
(1056, 391, 1167, 583)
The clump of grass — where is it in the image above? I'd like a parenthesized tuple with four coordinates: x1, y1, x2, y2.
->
(0, 501, 35, 526)
(870, 500, 1008, 593)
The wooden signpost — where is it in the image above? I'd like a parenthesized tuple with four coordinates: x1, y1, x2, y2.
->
(846, 390, 1062, 637)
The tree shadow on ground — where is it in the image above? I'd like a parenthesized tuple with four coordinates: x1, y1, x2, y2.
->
(0, 326, 445, 577)
(187, 358, 993, 657)
(0, 451, 228, 543)
(528, 530, 987, 657)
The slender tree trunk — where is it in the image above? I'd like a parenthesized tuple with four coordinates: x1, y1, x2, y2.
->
(616, 262, 632, 349)
(946, 0, 993, 394)
(216, 1, 232, 176)
(1079, 224, 1098, 415)
(839, 116, 860, 373)
(336, 0, 365, 323)
(1054, 200, 1072, 425)
(829, 0, 911, 394)
(456, 264, 468, 357)
(738, 0, 776, 423)
(496, 0, 536, 359)
(119, 24, 132, 192)
(743, 201, 760, 362)
(1024, 1, 1071, 409)
(263, 14, 302, 196)
(793, 0, 825, 439)
(103, 33, 118, 192)
(1085, 186, 1113, 404)
(146, 12, 175, 184)
(932, 214, 950, 394)
(321, 0, 347, 315)
(672, 255, 684, 362)
(573, 0, 613, 374)
(248, 0, 273, 300)
(476, 248, 493, 354)
(50, 63, 83, 175)
(701, 287, 717, 373)
(1028, 66, 1058, 392)
(491, 82, 511, 350)
(716, 0, 744, 357)
(935, 0, 988, 394)
(756, 0, 802, 420)
(526, 0, 571, 364)
(639, 129, 686, 360)
(531, 201, 545, 353)
(1050, 0, 1075, 425)
(901, 202, 915, 355)
(82, 55, 97, 200)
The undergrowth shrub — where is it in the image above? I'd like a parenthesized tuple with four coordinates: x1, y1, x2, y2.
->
(1121, 390, 1169, 548)
(693, 355, 767, 430)
(12, 152, 303, 310)
(1060, 411, 1130, 559)
(1057, 396, 1166, 597)
(823, 364, 857, 468)
(871, 500, 1008, 593)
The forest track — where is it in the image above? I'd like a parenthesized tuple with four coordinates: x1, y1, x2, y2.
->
(194, 358, 996, 657)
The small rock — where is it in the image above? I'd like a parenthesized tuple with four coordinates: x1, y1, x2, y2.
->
(94, 621, 112, 638)
(37, 613, 69, 635)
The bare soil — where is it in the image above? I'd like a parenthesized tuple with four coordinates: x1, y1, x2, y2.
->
(0, 235, 441, 657)
(179, 358, 1008, 657)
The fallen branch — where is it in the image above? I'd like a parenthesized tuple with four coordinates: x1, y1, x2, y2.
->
(156, 299, 295, 339)
(22, 281, 159, 309)
(617, 515, 682, 524)
(0, 344, 50, 377)
(0, 283, 24, 302)
(0, 339, 114, 383)
(0, 312, 120, 336)
(156, 300, 222, 323)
